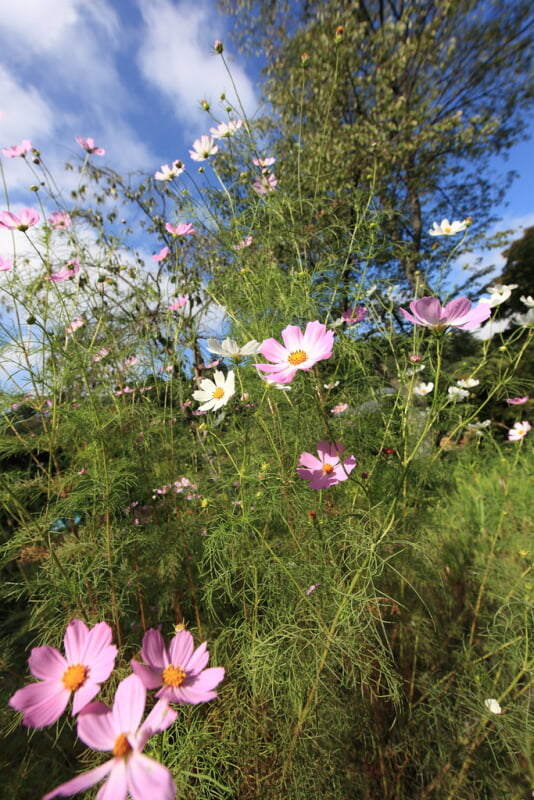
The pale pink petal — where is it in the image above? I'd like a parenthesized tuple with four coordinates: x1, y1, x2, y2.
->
(112, 675, 146, 733)
(410, 297, 443, 325)
(130, 659, 163, 689)
(454, 303, 491, 329)
(185, 642, 209, 674)
(399, 307, 419, 325)
(64, 619, 89, 663)
(168, 629, 195, 666)
(72, 680, 102, 715)
(258, 338, 288, 361)
(9, 681, 69, 728)
(42, 760, 113, 799)
(94, 761, 127, 800)
(442, 297, 473, 322)
(77, 702, 116, 750)
(316, 440, 343, 462)
(139, 700, 177, 746)
(281, 325, 304, 351)
(298, 452, 323, 470)
(141, 629, 168, 669)
(127, 753, 176, 800)
(28, 646, 67, 680)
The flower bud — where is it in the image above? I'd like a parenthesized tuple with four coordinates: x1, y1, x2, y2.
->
(214, 40, 224, 54)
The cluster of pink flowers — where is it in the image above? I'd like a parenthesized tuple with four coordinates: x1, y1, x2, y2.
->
(153, 477, 199, 500)
(252, 156, 277, 195)
(9, 620, 224, 799)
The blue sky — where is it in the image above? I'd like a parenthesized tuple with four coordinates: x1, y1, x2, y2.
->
(0, 0, 532, 264)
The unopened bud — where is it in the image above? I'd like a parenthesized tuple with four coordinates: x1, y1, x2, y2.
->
(200, 99, 210, 111)
(301, 52, 310, 67)
(335, 25, 344, 43)
(214, 40, 224, 54)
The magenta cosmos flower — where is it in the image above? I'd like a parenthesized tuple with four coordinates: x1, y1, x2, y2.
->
(297, 440, 357, 490)
(399, 296, 491, 331)
(255, 321, 334, 385)
(42, 674, 177, 800)
(9, 619, 117, 729)
(341, 305, 367, 325)
(131, 628, 224, 704)
(0, 208, 40, 231)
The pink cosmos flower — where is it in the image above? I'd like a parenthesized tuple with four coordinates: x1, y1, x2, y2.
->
(131, 628, 225, 705)
(505, 396, 529, 405)
(42, 675, 177, 800)
(234, 235, 253, 250)
(75, 137, 105, 156)
(48, 211, 72, 229)
(152, 246, 170, 261)
(0, 208, 40, 231)
(65, 316, 85, 334)
(46, 259, 80, 282)
(297, 440, 357, 490)
(2, 139, 32, 158)
(508, 421, 531, 442)
(255, 321, 334, 385)
(165, 222, 195, 237)
(8, 619, 117, 729)
(331, 402, 348, 414)
(92, 346, 110, 362)
(0, 256, 12, 271)
(341, 305, 367, 325)
(168, 295, 188, 311)
(253, 173, 277, 195)
(399, 296, 491, 331)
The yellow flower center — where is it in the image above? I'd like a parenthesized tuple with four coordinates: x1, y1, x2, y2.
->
(112, 733, 133, 758)
(444, 226, 451, 233)
(162, 664, 186, 687)
(322, 463, 334, 474)
(212, 387, 225, 399)
(288, 350, 307, 366)
(61, 664, 88, 691)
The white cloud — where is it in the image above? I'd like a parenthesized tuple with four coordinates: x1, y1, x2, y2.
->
(136, 0, 258, 136)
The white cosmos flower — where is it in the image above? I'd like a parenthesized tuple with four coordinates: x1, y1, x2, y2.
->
(448, 386, 470, 401)
(154, 160, 184, 181)
(456, 377, 479, 388)
(210, 120, 243, 139)
(484, 698, 502, 714)
(520, 295, 534, 308)
(413, 381, 434, 397)
(206, 337, 260, 360)
(480, 283, 518, 307)
(189, 135, 218, 162)
(467, 419, 491, 434)
(429, 218, 467, 236)
(192, 370, 235, 411)
(514, 308, 534, 326)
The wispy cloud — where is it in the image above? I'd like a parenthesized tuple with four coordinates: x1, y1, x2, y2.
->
(136, 0, 258, 138)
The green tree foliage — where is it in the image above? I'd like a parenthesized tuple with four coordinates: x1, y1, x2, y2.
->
(499, 226, 534, 314)
(219, 0, 534, 292)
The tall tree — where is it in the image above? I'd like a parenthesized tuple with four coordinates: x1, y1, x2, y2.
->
(220, 0, 534, 293)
